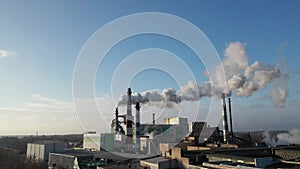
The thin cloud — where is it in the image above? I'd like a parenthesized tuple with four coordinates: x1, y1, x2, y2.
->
(0, 94, 81, 134)
(0, 50, 16, 58)
(1, 94, 73, 113)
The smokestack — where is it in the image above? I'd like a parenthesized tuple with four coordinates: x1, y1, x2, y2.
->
(135, 102, 140, 154)
(221, 93, 229, 143)
(228, 97, 234, 141)
(126, 88, 134, 146)
(153, 113, 155, 125)
(115, 107, 119, 133)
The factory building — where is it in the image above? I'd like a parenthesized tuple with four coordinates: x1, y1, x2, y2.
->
(82, 88, 191, 154)
(137, 117, 189, 154)
(44, 87, 300, 169)
(140, 117, 189, 142)
(49, 152, 94, 169)
(26, 141, 66, 162)
(81, 89, 241, 158)
(83, 132, 115, 152)
(83, 117, 189, 155)
(48, 150, 155, 169)
(83, 131, 99, 151)
(161, 144, 300, 169)
(48, 151, 105, 169)
(45, 87, 300, 169)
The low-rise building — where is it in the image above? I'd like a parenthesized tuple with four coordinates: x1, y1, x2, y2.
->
(48, 151, 106, 169)
(83, 132, 115, 152)
(83, 117, 190, 155)
(26, 141, 66, 162)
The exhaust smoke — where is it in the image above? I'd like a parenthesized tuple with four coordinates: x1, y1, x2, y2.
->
(117, 42, 288, 108)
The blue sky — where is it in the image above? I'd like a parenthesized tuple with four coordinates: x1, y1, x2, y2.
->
(0, 1, 300, 135)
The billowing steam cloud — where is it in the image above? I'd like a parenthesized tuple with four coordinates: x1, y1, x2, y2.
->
(117, 82, 213, 106)
(118, 42, 288, 107)
(264, 129, 300, 146)
(212, 42, 288, 106)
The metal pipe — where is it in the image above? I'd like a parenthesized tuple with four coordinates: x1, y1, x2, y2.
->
(126, 88, 133, 146)
(153, 113, 155, 125)
(135, 102, 140, 154)
(221, 93, 229, 143)
(115, 107, 119, 133)
(228, 97, 234, 141)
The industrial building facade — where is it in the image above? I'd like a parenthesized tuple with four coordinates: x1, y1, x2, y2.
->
(83, 117, 189, 154)
(26, 141, 65, 162)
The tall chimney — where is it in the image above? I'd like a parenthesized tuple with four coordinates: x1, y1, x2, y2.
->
(221, 93, 229, 143)
(126, 88, 133, 146)
(228, 97, 234, 141)
(135, 102, 140, 154)
(115, 107, 119, 133)
(153, 113, 155, 125)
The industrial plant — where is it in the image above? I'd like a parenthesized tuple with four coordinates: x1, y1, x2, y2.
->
(24, 88, 300, 169)
(83, 88, 191, 154)
(81, 88, 239, 155)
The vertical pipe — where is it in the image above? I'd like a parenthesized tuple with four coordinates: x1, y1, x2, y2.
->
(228, 97, 234, 141)
(135, 102, 140, 154)
(115, 107, 119, 133)
(126, 88, 133, 145)
(248, 132, 251, 143)
(153, 113, 155, 125)
(221, 93, 229, 143)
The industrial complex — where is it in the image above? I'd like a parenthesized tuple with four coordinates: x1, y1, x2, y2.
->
(25, 88, 300, 169)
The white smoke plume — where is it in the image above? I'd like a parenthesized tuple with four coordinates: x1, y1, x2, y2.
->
(263, 131, 277, 146)
(277, 129, 300, 145)
(117, 81, 224, 107)
(118, 42, 288, 107)
(264, 129, 300, 146)
(117, 82, 219, 107)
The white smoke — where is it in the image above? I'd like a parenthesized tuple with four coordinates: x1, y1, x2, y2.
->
(264, 129, 300, 146)
(277, 129, 300, 145)
(117, 81, 216, 107)
(223, 42, 249, 76)
(117, 90, 164, 105)
(270, 74, 288, 107)
(263, 131, 277, 146)
(211, 42, 288, 106)
(117, 42, 288, 107)
(228, 62, 285, 98)
(211, 42, 249, 88)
